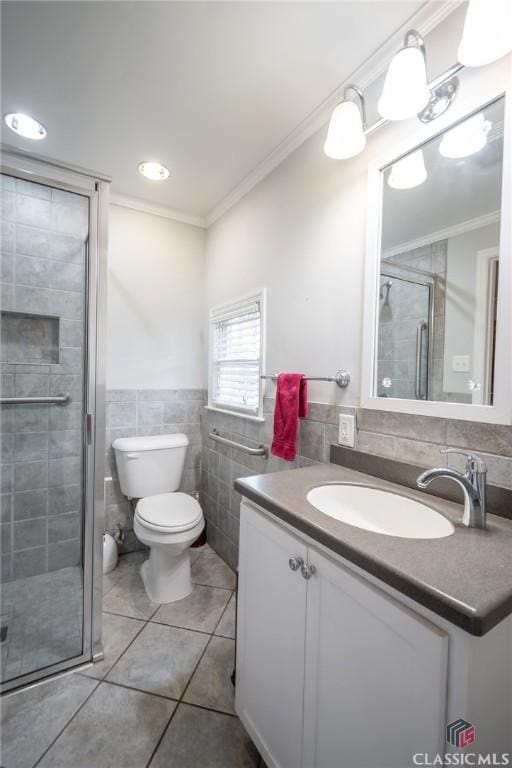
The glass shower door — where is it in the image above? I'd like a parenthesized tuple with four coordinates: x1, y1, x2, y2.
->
(1, 173, 89, 686)
(376, 274, 431, 400)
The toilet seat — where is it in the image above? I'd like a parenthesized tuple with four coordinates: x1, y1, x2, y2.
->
(136, 493, 203, 533)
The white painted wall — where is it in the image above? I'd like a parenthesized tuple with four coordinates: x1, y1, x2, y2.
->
(107, 204, 206, 389)
(204, 130, 367, 406)
(204, 44, 511, 406)
(443, 222, 500, 394)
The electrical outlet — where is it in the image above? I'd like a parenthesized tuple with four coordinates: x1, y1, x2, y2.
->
(338, 414, 355, 447)
(452, 355, 470, 372)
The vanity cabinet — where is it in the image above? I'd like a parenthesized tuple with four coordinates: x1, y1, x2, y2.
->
(236, 500, 448, 768)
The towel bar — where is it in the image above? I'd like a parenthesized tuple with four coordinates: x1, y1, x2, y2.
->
(261, 370, 350, 388)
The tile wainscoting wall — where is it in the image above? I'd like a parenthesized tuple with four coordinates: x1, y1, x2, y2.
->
(201, 398, 512, 569)
(104, 389, 511, 565)
(104, 389, 206, 553)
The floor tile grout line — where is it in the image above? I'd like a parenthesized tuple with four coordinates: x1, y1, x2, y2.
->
(178, 632, 215, 705)
(211, 588, 235, 637)
(100, 608, 146, 625)
(143, 700, 239, 768)
(93, 677, 179, 702)
(31, 678, 101, 768)
(77, 666, 240, 719)
(149, 613, 232, 637)
(144, 632, 222, 767)
(101, 611, 151, 682)
(144, 697, 181, 768)
(191, 580, 234, 591)
(174, 700, 239, 719)
(102, 607, 159, 621)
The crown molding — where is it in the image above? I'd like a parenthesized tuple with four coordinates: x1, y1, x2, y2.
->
(110, 192, 207, 228)
(206, 0, 463, 227)
(382, 210, 501, 259)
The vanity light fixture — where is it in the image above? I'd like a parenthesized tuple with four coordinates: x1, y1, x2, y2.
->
(388, 149, 427, 190)
(324, 85, 366, 159)
(439, 113, 492, 159)
(417, 77, 459, 124)
(138, 161, 170, 181)
(378, 30, 430, 121)
(458, 0, 512, 67)
(3, 112, 47, 140)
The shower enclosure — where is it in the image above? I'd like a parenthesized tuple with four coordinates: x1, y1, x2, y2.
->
(0, 149, 107, 692)
(376, 260, 438, 401)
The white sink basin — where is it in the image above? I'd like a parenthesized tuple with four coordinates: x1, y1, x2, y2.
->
(306, 484, 454, 539)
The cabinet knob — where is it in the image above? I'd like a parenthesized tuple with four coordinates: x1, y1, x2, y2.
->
(288, 556, 304, 571)
(301, 563, 317, 580)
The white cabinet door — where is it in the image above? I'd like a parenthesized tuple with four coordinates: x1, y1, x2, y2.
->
(236, 502, 308, 768)
(302, 549, 448, 768)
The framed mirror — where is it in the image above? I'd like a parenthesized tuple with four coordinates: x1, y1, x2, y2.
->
(362, 94, 512, 424)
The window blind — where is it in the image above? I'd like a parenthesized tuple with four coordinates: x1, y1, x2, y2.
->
(210, 297, 262, 415)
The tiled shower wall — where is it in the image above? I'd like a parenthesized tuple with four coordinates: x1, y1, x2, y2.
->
(104, 389, 205, 553)
(378, 241, 448, 401)
(201, 398, 512, 568)
(1, 175, 87, 581)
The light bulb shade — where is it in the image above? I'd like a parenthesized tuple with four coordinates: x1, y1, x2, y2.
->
(458, 0, 512, 67)
(388, 149, 427, 189)
(378, 46, 430, 121)
(439, 113, 491, 159)
(324, 100, 366, 159)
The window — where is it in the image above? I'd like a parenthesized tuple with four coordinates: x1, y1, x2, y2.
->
(209, 290, 265, 418)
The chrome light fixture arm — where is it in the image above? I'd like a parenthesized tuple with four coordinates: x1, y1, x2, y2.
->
(404, 29, 427, 65)
(343, 84, 367, 129)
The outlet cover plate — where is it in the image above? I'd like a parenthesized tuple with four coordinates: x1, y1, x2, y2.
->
(338, 414, 355, 447)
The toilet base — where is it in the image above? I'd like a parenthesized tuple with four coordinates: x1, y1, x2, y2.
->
(134, 511, 204, 604)
(140, 547, 193, 604)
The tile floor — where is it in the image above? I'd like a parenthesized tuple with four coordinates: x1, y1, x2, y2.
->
(1, 566, 83, 681)
(1, 546, 262, 768)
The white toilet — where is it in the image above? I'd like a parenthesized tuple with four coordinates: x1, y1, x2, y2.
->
(112, 433, 204, 603)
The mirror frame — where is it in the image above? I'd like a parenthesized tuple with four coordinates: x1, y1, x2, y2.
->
(361, 87, 512, 424)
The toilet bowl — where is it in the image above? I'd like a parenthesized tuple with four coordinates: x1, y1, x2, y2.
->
(112, 433, 204, 604)
(134, 492, 204, 603)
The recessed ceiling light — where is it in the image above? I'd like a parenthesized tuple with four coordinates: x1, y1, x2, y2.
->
(138, 161, 170, 181)
(4, 112, 47, 140)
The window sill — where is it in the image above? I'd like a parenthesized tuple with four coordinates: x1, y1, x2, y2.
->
(205, 405, 266, 423)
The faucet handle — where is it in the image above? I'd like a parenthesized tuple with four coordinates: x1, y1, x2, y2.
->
(440, 448, 487, 474)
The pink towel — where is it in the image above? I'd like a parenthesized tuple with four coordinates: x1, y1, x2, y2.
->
(271, 373, 308, 462)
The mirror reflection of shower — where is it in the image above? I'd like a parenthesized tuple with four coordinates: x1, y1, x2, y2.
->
(377, 266, 433, 401)
(379, 279, 393, 321)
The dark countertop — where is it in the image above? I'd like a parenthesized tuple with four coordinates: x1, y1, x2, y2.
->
(235, 463, 512, 636)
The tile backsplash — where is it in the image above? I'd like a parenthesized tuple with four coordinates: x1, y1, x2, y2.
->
(104, 388, 206, 553)
(201, 397, 512, 569)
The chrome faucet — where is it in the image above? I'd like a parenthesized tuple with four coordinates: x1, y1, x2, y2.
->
(416, 448, 487, 529)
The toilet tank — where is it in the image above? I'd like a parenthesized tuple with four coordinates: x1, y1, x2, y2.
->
(112, 433, 189, 499)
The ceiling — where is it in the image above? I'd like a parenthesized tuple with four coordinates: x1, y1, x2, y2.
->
(1, 1, 425, 221)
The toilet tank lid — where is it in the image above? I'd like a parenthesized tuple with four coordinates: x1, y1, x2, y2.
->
(112, 433, 189, 452)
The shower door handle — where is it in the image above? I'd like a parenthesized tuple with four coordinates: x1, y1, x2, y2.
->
(415, 321, 428, 400)
(0, 394, 70, 405)
(86, 413, 93, 445)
